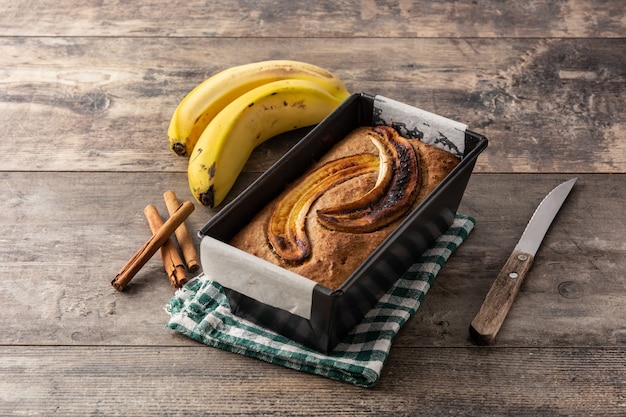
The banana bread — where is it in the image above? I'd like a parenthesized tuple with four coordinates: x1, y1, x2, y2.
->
(229, 125, 460, 290)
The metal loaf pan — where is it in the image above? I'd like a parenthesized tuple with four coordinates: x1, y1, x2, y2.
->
(198, 93, 488, 353)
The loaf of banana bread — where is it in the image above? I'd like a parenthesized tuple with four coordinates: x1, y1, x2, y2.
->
(229, 125, 460, 290)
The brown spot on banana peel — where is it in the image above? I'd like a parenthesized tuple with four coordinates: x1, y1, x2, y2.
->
(208, 161, 216, 179)
(190, 147, 203, 162)
(267, 153, 380, 265)
(291, 100, 306, 110)
(316, 125, 420, 233)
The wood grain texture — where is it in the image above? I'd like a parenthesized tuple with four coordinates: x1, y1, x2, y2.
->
(0, 172, 623, 347)
(0, 0, 624, 38)
(1, 37, 624, 173)
(469, 249, 535, 345)
(0, 346, 624, 416)
(404, 173, 626, 348)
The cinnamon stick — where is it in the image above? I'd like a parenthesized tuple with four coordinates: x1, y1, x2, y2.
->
(144, 204, 187, 288)
(111, 200, 194, 291)
(163, 190, 200, 273)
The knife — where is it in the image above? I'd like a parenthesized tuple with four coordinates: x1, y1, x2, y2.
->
(469, 178, 577, 345)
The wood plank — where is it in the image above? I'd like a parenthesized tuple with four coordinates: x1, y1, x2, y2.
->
(402, 173, 626, 347)
(0, 345, 623, 416)
(1, 172, 624, 347)
(1, 37, 624, 173)
(0, 0, 624, 38)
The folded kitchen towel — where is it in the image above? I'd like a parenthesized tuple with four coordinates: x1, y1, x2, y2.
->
(165, 213, 475, 388)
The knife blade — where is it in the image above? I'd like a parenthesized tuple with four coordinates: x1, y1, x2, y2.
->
(469, 178, 577, 345)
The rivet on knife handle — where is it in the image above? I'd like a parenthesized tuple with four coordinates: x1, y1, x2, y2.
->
(469, 249, 534, 345)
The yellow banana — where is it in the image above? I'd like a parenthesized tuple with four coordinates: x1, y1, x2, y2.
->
(188, 78, 346, 207)
(168, 60, 350, 157)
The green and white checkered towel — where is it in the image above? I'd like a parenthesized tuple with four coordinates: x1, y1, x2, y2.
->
(165, 213, 475, 388)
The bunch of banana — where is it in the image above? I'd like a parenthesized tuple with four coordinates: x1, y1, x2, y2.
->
(167, 60, 350, 207)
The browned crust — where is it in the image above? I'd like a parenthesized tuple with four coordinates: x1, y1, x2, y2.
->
(228, 126, 460, 290)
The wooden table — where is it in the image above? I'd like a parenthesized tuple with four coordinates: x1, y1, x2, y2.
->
(1, 1, 624, 415)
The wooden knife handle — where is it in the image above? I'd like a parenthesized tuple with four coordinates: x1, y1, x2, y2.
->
(469, 249, 535, 345)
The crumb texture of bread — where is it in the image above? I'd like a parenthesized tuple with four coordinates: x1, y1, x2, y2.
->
(228, 126, 460, 290)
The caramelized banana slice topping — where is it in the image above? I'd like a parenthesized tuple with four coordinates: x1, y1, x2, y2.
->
(268, 153, 380, 265)
(316, 125, 420, 233)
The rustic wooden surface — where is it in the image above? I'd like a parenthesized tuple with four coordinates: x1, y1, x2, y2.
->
(1, 1, 625, 415)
